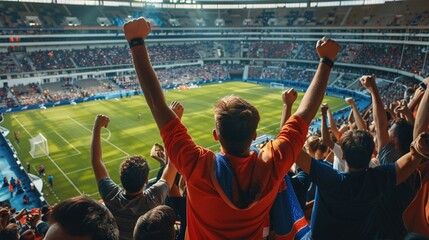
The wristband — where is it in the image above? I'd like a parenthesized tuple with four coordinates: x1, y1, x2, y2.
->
(128, 38, 145, 48)
(320, 58, 334, 68)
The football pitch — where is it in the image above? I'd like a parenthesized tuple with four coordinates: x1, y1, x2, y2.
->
(1, 81, 348, 204)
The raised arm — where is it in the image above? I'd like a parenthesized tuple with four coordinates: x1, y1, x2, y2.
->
(396, 99, 415, 125)
(327, 107, 341, 140)
(347, 109, 355, 129)
(296, 150, 312, 174)
(408, 86, 424, 113)
(158, 100, 184, 188)
(321, 104, 335, 149)
(345, 97, 367, 130)
(395, 133, 428, 185)
(413, 82, 429, 139)
(294, 38, 340, 124)
(360, 76, 389, 152)
(280, 88, 298, 127)
(124, 18, 177, 130)
(91, 114, 110, 183)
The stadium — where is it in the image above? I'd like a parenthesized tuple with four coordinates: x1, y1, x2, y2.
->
(0, 0, 428, 239)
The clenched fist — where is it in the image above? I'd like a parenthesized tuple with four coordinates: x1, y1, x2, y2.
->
(345, 97, 355, 105)
(316, 37, 340, 61)
(123, 17, 152, 42)
(94, 114, 110, 129)
(282, 88, 298, 106)
(321, 103, 329, 116)
(360, 75, 377, 92)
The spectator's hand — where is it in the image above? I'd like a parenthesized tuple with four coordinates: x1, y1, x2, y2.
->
(123, 17, 152, 42)
(150, 143, 166, 165)
(413, 86, 425, 101)
(282, 88, 298, 106)
(170, 101, 184, 120)
(316, 37, 340, 61)
(94, 114, 110, 129)
(15, 208, 27, 221)
(411, 132, 429, 161)
(360, 75, 377, 92)
(345, 97, 355, 105)
(321, 103, 329, 116)
(396, 99, 410, 114)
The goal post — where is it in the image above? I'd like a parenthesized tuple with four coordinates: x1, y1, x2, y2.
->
(29, 133, 49, 158)
(269, 82, 285, 90)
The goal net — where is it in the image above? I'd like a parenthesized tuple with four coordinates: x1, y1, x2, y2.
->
(29, 133, 49, 158)
(270, 82, 285, 90)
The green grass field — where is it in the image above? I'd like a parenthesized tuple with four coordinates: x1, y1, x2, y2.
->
(1, 82, 347, 204)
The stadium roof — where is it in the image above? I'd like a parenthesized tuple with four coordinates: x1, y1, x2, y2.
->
(2, 0, 404, 8)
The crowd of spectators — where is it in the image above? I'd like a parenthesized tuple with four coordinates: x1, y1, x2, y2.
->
(0, 42, 428, 77)
(247, 42, 299, 59)
(1, 21, 429, 240)
(116, 21, 429, 240)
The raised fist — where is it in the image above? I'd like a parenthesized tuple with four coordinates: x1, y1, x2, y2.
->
(123, 17, 152, 42)
(316, 37, 340, 61)
(360, 75, 377, 92)
(282, 88, 298, 106)
(345, 97, 355, 105)
(321, 103, 329, 115)
(395, 99, 410, 114)
(94, 114, 110, 129)
(170, 101, 184, 120)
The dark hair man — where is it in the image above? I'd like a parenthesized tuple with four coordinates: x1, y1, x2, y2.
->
(91, 114, 178, 240)
(44, 195, 119, 240)
(133, 205, 176, 240)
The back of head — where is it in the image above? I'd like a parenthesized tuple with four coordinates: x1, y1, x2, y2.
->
(340, 130, 375, 169)
(133, 205, 176, 240)
(49, 195, 119, 240)
(389, 118, 413, 154)
(120, 155, 149, 193)
(305, 136, 321, 153)
(0, 223, 19, 240)
(214, 95, 260, 155)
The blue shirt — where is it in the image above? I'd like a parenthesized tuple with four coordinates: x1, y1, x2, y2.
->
(309, 159, 396, 240)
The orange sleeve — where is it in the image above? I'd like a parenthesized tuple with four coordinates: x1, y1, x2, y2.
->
(160, 118, 213, 181)
(264, 114, 308, 179)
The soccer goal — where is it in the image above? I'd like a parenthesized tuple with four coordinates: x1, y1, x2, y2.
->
(29, 133, 49, 158)
(269, 82, 285, 90)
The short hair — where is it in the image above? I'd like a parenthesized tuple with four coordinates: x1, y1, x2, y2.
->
(305, 136, 322, 153)
(0, 223, 19, 240)
(340, 130, 375, 169)
(214, 96, 260, 155)
(133, 205, 176, 240)
(389, 118, 413, 154)
(120, 155, 149, 193)
(50, 195, 119, 240)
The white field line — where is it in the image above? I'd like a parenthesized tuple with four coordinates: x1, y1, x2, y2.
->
(13, 116, 83, 196)
(33, 166, 61, 203)
(149, 167, 161, 173)
(13, 142, 21, 150)
(65, 156, 126, 175)
(54, 131, 81, 154)
(105, 128, 112, 141)
(66, 115, 130, 156)
(54, 153, 81, 161)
